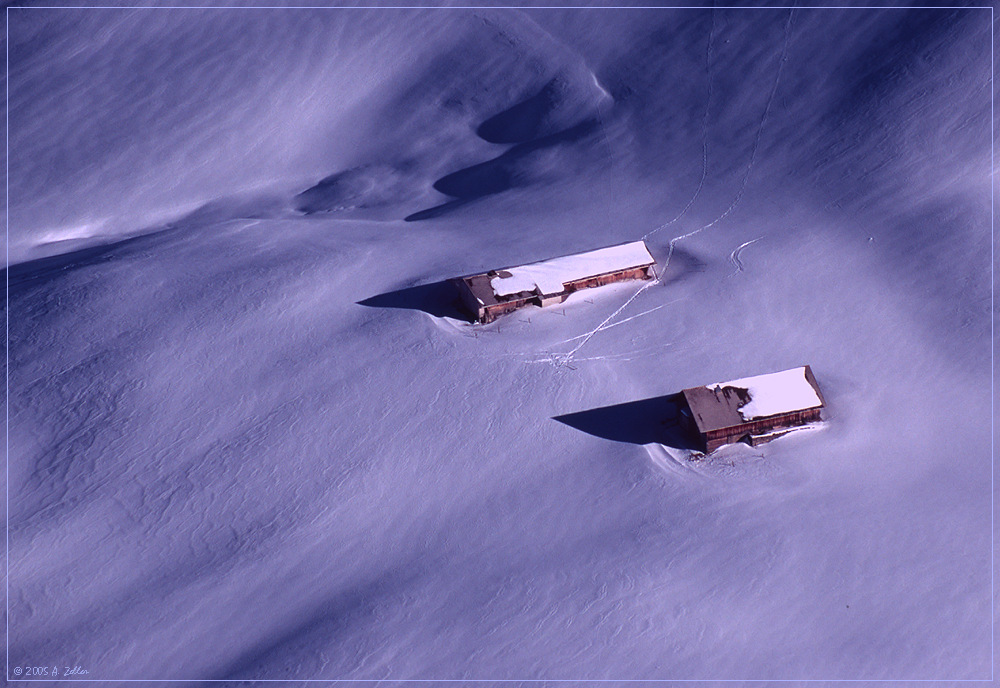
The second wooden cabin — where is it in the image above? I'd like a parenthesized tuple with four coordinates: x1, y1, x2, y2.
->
(680, 366, 826, 452)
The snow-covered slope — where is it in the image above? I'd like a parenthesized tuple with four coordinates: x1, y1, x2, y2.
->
(5, 5, 994, 683)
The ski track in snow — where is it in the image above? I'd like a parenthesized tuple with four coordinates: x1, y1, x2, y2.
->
(524, 340, 677, 366)
(555, 278, 660, 365)
(642, 6, 717, 241)
(552, 298, 686, 346)
(559, 8, 794, 366)
(727, 236, 764, 276)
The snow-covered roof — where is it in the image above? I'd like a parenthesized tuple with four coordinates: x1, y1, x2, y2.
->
(681, 366, 825, 433)
(489, 241, 654, 298)
(708, 366, 823, 421)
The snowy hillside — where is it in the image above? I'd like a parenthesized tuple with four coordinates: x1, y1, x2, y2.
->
(5, 4, 994, 683)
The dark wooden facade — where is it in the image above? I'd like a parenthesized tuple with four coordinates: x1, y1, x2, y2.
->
(698, 407, 822, 452)
(563, 265, 653, 293)
(455, 264, 655, 324)
(474, 294, 534, 323)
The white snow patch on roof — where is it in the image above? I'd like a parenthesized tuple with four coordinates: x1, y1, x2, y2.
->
(708, 366, 822, 421)
(490, 241, 654, 297)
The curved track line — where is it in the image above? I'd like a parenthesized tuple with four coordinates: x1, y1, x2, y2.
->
(644, 7, 717, 241)
(728, 236, 763, 275)
(657, 6, 794, 261)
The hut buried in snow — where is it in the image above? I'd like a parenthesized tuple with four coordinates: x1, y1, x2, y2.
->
(453, 240, 656, 323)
(680, 366, 826, 452)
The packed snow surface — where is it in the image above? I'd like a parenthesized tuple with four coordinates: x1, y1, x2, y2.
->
(5, 5, 992, 683)
(708, 366, 823, 421)
(490, 240, 654, 297)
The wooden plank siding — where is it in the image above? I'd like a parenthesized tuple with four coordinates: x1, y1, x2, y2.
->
(562, 265, 654, 292)
(476, 265, 654, 323)
(479, 295, 536, 323)
(702, 407, 823, 452)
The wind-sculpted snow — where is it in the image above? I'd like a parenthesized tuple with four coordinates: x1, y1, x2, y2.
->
(5, 5, 993, 683)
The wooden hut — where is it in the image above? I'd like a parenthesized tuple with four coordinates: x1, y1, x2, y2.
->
(453, 240, 656, 323)
(680, 366, 825, 452)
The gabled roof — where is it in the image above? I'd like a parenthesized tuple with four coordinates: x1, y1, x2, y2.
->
(682, 365, 824, 434)
(459, 240, 655, 304)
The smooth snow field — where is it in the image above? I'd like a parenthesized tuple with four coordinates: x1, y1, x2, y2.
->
(4, 5, 995, 684)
